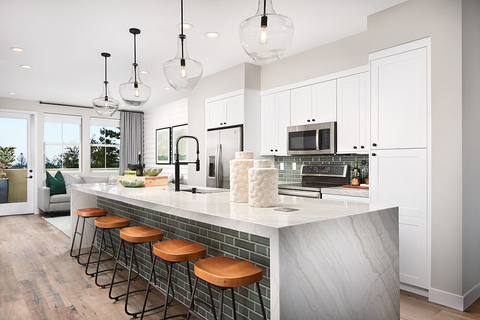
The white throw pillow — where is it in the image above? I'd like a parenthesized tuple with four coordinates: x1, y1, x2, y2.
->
(64, 173, 84, 194)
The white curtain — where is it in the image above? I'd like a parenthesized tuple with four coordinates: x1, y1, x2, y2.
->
(120, 111, 144, 174)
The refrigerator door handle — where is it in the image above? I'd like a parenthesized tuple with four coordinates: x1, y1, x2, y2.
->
(215, 144, 223, 188)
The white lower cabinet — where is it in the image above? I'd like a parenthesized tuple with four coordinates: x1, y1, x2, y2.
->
(370, 148, 428, 289)
(261, 91, 291, 156)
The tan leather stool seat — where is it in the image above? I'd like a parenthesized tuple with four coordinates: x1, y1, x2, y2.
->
(194, 256, 263, 288)
(95, 216, 130, 229)
(153, 239, 206, 263)
(120, 226, 163, 243)
(77, 208, 107, 218)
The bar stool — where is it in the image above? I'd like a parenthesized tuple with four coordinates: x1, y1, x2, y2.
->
(70, 208, 107, 265)
(186, 256, 267, 320)
(140, 239, 206, 320)
(84, 216, 131, 288)
(109, 226, 164, 318)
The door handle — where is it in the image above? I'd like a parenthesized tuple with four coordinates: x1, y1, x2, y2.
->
(372, 143, 377, 147)
(26, 176, 33, 179)
(215, 144, 223, 188)
(372, 153, 376, 157)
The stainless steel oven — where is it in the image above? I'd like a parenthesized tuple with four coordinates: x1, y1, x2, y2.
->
(287, 122, 337, 155)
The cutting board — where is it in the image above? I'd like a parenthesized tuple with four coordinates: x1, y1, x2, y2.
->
(117, 176, 168, 187)
(342, 185, 369, 189)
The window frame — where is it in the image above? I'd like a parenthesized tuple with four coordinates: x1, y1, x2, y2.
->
(89, 118, 121, 172)
(43, 114, 82, 172)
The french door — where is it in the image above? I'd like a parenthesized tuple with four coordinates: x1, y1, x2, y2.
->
(0, 111, 35, 215)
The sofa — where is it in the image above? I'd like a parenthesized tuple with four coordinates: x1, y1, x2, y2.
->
(38, 173, 115, 214)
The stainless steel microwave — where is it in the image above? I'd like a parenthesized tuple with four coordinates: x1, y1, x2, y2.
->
(287, 122, 337, 155)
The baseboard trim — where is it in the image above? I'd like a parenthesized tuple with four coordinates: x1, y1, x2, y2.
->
(463, 281, 480, 310)
(400, 283, 429, 297)
(429, 288, 463, 311)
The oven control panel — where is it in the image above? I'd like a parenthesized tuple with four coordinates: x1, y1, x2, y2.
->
(301, 164, 348, 177)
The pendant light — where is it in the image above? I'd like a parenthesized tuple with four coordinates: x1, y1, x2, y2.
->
(239, 0, 294, 64)
(93, 53, 119, 117)
(163, 0, 203, 92)
(119, 28, 151, 107)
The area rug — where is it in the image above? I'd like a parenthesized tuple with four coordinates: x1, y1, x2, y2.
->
(42, 214, 71, 238)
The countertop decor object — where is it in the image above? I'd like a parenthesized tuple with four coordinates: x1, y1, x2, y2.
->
(119, 28, 151, 107)
(144, 168, 163, 177)
(163, 0, 203, 91)
(118, 175, 168, 187)
(92, 53, 119, 117)
(248, 159, 278, 207)
(239, 0, 294, 64)
(230, 151, 255, 203)
(120, 179, 144, 188)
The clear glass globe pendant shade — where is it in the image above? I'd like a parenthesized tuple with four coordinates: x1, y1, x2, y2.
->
(239, 0, 294, 64)
(93, 84, 119, 117)
(119, 64, 151, 107)
(163, 35, 203, 92)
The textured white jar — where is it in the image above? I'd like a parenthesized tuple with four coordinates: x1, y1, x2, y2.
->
(248, 160, 278, 207)
(229, 152, 255, 203)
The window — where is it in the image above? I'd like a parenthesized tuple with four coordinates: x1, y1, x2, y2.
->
(90, 118, 120, 171)
(44, 114, 81, 171)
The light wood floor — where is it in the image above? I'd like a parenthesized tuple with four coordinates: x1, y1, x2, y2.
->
(1, 214, 479, 320)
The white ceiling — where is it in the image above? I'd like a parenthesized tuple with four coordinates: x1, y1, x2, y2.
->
(0, 0, 406, 110)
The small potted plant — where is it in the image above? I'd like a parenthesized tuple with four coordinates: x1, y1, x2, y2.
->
(0, 146, 16, 204)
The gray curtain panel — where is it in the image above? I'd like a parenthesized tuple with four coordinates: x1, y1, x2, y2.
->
(120, 111, 144, 174)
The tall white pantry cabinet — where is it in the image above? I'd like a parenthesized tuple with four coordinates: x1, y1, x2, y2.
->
(369, 40, 430, 291)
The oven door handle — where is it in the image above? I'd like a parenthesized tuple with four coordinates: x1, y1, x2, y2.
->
(278, 189, 321, 198)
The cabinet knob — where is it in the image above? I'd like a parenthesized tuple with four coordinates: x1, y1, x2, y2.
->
(312, 119, 315, 122)
(307, 119, 311, 122)
(223, 122, 226, 125)
(270, 149, 273, 152)
(361, 146, 364, 149)
(353, 146, 357, 149)
(372, 143, 377, 147)
(275, 149, 278, 152)
(372, 153, 376, 156)
(220, 122, 222, 125)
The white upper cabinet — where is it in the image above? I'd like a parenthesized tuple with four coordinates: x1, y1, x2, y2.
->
(291, 80, 336, 126)
(206, 94, 244, 129)
(290, 86, 312, 126)
(261, 91, 291, 155)
(337, 73, 369, 153)
(312, 80, 337, 123)
(370, 47, 427, 149)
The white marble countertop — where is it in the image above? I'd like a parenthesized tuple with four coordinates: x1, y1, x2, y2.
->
(73, 183, 391, 230)
(321, 186, 370, 198)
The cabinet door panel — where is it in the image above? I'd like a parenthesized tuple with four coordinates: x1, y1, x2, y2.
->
(275, 91, 291, 155)
(225, 94, 244, 126)
(312, 80, 337, 123)
(261, 95, 275, 155)
(359, 72, 369, 151)
(206, 100, 226, 129)
(370, 149, 427, 219)
(399, 216, 428, 288)
(290, 86, 312, 126)
(337, 75, 360, 153)
(371, 47, 427, 149)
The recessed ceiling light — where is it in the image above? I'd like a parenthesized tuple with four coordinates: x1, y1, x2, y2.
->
(7, 92, 16, 95)
(20, 64, 32, 69)
(140, 70, 149, 74)
(163, 87, 171, 91)
(205, 32, 220, 38)
(177, 23, 193, 30)
(10, 47, 25, 53)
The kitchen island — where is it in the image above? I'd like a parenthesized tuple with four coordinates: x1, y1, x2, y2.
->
(71, 183, 399, 320)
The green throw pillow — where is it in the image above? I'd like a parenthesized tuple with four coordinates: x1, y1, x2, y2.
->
(46, 171, 66, 196)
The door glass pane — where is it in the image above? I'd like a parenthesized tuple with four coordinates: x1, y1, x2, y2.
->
(0, 117, 28, 204)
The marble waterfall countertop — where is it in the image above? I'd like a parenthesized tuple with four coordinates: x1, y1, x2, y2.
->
(321, 186, 370, 198)
(73, 183, 388, 231)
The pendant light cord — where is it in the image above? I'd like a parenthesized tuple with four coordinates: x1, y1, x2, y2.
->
(180, 0, 185, 61)
(263, 0, 267, 15)
(104, 55, 109, 101)
(133, 33, 138, 84)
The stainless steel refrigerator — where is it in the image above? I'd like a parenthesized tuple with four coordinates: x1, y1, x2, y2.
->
(206, 125, 243, 189)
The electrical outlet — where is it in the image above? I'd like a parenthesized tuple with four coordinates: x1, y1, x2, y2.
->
(292, 162, 297, 170)
(280, 162, 284, 170)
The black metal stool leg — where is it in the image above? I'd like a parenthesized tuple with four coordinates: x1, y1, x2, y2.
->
(256, 282, 267, 320)
(161, 261, 174, 320)
(93, 228, 105, 284)
(76, 217, 87, 265)
(109, 239, 124, 300)
(84, 226, 99, 276)
(218, 288, 225, 320)
(231, 288, 237, 320)
(186, 277, 199, 320)
(69, 216, 80, 258)
(140, 255, 157, 320)
(207, 283, 218, 320)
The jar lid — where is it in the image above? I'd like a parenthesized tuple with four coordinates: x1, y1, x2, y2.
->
(254, 160, 271, 168)
(235, 151, 254, 159)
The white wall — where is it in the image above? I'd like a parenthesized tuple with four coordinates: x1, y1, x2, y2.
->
(143, 98, 188, 180)
(0, 97, 120, 213)
(462, 0, 480, 300)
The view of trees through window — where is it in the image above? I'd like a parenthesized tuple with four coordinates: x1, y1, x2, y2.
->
(44, 115, 81, 170)
(90, 119, 120, 170)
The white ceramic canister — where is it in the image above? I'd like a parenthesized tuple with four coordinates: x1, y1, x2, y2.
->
(248, 159, 278, 207)
(229, 151, 255, 203)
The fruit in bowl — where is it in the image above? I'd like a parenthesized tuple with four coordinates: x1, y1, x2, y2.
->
(121, 179, 145, 188)
(144, 168, 163, 177)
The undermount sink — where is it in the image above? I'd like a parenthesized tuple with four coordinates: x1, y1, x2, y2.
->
(180, 187, 229, 195)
